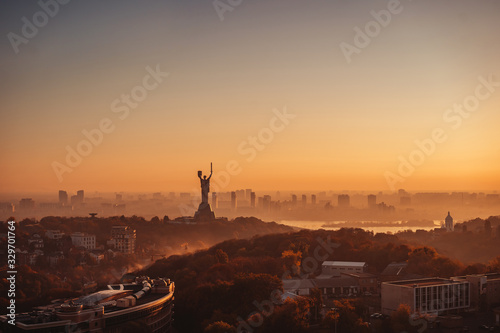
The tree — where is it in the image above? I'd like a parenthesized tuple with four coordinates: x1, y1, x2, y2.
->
(323, 308, 339, 330)
(281, 249, 302, 277)
(262, 298, 310, 333)
(323, 299, 369, 333)
(391, 304, 423, 333)
(407, 247, 437, 275)
(485, 220, 492, 236)
(308, 287, 323, 323)
(215, 249, 229, 264)
(488, 256, 500, 272)
(204, 321, 236, 333)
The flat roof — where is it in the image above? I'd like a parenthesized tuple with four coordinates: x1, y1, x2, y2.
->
(3, 278, 174, 326)
(383, 277, 466, 288)
(486, 273, 500, 280)
(322, 261, 366, 267)
(453, 273, 500, 281)
(381, 262, 408, 276)
(343, 272, 376, 278)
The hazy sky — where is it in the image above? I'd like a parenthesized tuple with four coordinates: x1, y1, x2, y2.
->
(1, 0, 499, 193)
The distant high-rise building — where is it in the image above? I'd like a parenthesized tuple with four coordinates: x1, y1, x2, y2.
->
(301, 195, 307, 206)
(398, 189, 409, 197)
(179, 193, 191, 200)
(291, 194, 297, 206)
(445, 211, 454, 232)
(245, 189, 252, 200)
(338, 194, 350, 208)
(311, 194, 317, 205)
(257, 197, 264, 210)
(250, 192, 256, 208)
(212, 192, 218, 209)
(263, 195, 271, 212)
(367, 194, 377, 208)
(19, 198, 35, 210)
(0, 203, 14, 214)
(71, 190, 84, 206)
(116, 193, 123, 201)
(236, 189, 245, 200)
(400, 196, 411, 206)
(59, 190, 68, 205)
(231, 192, 237, 210)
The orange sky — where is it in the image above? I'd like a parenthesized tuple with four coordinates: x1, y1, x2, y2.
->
(1, 0, 499, 193)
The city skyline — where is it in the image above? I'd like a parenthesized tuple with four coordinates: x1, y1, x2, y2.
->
(1, 0, 500, 194)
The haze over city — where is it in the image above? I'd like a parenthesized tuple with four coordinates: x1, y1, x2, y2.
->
(1, 0, 500, 194)
(3, 2, 500, 333)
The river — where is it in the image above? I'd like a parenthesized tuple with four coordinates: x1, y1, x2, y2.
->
(278, 220, 441, 234)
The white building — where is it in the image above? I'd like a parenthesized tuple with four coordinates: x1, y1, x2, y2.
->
(381, 278, 470, 315)
(321, 261, 367, 277)
(71, 232, 96, 250)
(45, 230, 65, 239)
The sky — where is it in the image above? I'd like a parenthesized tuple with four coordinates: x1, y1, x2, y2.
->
(1, 0, 499, 194)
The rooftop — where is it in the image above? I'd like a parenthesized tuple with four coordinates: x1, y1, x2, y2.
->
(383, 277, 466, 288)
(76, 289, 130, 307)
(381, 262, 408, 276)
(453, 273, 500, 281)
(343, 272, 377, 279)
(1, 277, 174, 327)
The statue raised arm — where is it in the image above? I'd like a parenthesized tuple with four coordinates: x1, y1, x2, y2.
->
(207, 163, 213, 180)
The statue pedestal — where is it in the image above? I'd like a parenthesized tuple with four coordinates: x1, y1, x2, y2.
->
(194, 202, 215, 222)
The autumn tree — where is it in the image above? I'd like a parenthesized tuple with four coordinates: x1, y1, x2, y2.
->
(281, 249, 302, 277)
(308, 287, 323, 323)
(323, 299, 369, 333)
(262, 298, 310, 333)
(390, 304, 424, 333)
(204, 321, 236, 333)
(215, 249, 229, 264)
